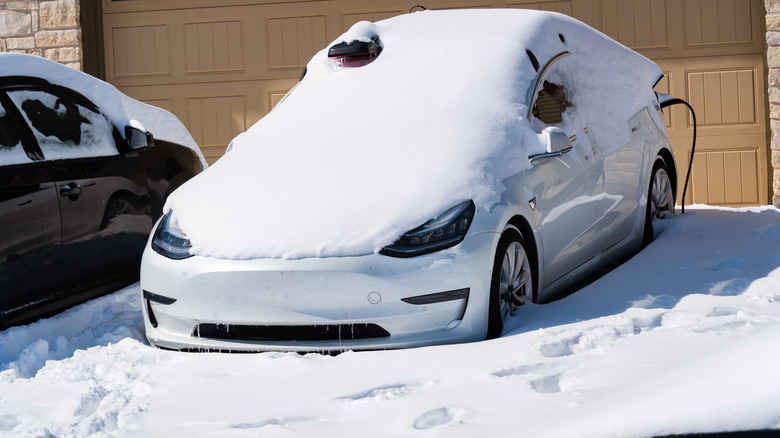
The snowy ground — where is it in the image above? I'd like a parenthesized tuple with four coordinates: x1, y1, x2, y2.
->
(1, 205, 779, 438)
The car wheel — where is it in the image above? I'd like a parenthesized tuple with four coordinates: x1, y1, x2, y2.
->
(486, 227, 534, 339)
(642, 157, 675, 247)
(100, 194, 133, 230)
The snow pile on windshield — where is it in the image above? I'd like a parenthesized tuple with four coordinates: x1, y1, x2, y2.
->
(0, 53, 206, 168)
(167, 9, 660, 260)
(8, 90, 118, 161)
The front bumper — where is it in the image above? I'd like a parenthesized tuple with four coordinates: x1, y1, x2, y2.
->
(140, 231, 499, 352)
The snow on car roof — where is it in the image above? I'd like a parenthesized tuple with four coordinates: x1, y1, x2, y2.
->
(0, 52, 206, 167)
(166, 9, 662, 260)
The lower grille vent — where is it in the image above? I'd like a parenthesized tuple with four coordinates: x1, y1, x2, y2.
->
(194, 323, 390, 342)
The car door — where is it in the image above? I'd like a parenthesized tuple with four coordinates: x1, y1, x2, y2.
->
(525, 53, 609, 288)
(6, 86, 153, 295)
(0, 95, 62, 322)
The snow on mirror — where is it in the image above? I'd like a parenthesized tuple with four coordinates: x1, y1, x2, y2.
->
(7, 90, 118, 161)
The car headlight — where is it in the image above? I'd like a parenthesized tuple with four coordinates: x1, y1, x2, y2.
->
(151, 211, 193, 260)
(381, 200, 475, 258)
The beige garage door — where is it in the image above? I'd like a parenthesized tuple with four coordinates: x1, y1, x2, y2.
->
(103, 0, 769, 205)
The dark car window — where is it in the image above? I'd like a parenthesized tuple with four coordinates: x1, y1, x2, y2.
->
(0, 99, 32, 165)
(532, 81, 570, 125)
(7, 89, 118, 161)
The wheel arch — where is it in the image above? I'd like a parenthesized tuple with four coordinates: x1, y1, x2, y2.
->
(657, 147, 678, 200)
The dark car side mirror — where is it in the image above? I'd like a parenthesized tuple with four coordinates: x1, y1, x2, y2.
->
(125, 125, 155, 150)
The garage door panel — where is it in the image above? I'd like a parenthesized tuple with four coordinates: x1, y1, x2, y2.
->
(688, 69, 757, 127)
(675, 131, 765, 206)
(184, 20, 244, 74)
(687, 148, 760, 206)
(267, 14, 328, 70)
(684, 0, 754, 47)
(141, 98, 174, 114)
(110, 23, 171, 78)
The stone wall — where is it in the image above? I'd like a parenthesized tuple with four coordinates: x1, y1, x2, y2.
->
(0, 0, 82, 71)
(767, 0, 780, 206)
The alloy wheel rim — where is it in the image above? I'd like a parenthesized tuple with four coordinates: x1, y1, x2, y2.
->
(499, 241, 530, 317)
(651, 168, 672, 219)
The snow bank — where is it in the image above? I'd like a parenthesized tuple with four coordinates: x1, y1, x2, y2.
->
(167, 9, 660, 260)
(0, 206, 779, 437)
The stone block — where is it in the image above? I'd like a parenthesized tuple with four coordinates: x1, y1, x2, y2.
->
(772, 150, 780, 168)
(0, 11, 32, 37)
(32, 10, 38, 32)
(770, 87, 780, 105)
(768, 31, 780, 46)
(771, 104, 780, 121)
(35, 29, 80, 48)
(40, 1, 78, 29)
(5, 2, 36, 10)
(770, 69, 780, 87)
(7, 36, 35, 49)
(774, 169, 780, 191)
(768, 13, 780, 31)
(43, 46, 80, 63)
(768, 46, 780, 68)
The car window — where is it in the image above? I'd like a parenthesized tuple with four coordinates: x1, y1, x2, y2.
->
(532, 81, 570, 124)
(0, 100, 32, 165)
(528, 53, 574, 133)
(7, 89, 118, 161)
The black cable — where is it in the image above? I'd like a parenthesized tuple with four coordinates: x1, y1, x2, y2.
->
(659, 98, 697, 214)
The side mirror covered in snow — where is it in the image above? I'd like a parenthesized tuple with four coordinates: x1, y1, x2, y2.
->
(125, 125, 154, 150)
(529, 127, 573, 164)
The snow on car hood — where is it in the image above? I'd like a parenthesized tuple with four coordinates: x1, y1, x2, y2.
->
(166, 9, 662, 260)
(0, 53, 206, 168)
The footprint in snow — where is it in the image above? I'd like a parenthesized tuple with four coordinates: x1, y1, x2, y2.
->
(413, 407, 466, 430)
(707, 306, 740, 317)
(540, 335, 581, 357)
(231, 416, 319, 429)
(697, 257, 745, 272)
(630, 294, 678, 310)
(709, 278, 751, 296)
(493, 362, 556, 378)
(757, 224, 780, 237)
(336, 382, 424, 405)
(74, 385, 108, 418)
(0, 414, 21, 431)
(530, 374, 562, 393)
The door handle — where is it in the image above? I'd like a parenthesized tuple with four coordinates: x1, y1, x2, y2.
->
(59, 183, 82, 197)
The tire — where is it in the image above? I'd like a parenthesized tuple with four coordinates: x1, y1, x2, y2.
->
(100, 194, 134, 230)
(642, 157, 675, 247)
(486, 227, 534, 339)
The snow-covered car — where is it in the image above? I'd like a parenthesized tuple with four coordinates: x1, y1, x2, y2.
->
(0, 53, 206, 329)
(140, 9, 677, 352)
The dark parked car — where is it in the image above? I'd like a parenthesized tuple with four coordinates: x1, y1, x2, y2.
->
(0, 53, 205, 329)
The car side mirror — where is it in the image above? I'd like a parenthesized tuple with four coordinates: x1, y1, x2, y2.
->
(529, 127, 574, 164)
(125, 125, 154, 150)
(543, 127, 571, 153)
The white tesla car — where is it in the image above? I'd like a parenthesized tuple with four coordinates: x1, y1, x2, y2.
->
(140, 9, 677, 352)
